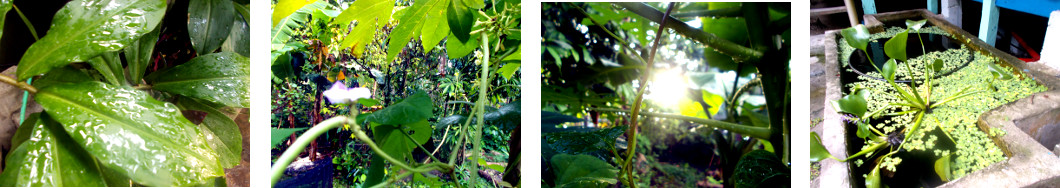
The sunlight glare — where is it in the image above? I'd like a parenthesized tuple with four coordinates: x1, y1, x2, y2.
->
(647, 68, 687, 109)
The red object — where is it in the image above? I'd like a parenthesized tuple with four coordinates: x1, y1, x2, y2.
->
(1012, 32, 1040, 62)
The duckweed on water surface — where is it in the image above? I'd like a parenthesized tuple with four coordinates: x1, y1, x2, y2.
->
(839, 26, 1046, 179)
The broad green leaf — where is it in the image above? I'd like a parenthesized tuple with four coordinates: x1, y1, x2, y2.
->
(931, 59, 944, 73)
(271, 52, 296, 83)
(272, 1, 328, 54)
(809, 132, 833, 162)
(270, 128, 307, 148)
(16, 0, 166, 81)
(188, 0, 234, 55)
(372, 120, 431, 162)
(986, 61, 1014, 80)
(935, 154, 953, 181)
(30, 65, 93, 90)
(177, 98, 242, 168)
(358, 98, 381, 107)
(387, 0, 449, 62)
(840, 24, 871, 51)
(366, 92, 433, 125)
(906, 19, 927, 31)
(701, 9, 751, 75)
(125, 25, 161, 84)
(550, 154, 618, 188)
(502, 47, 521, 61)
(830, 87, 868, 117)
(856, 122, 871, 139)
(498, 63, 520, 80)
(272, 0, 316, 27)
(336, 0, 395, 56)
(34, 82, 222, 186)
(222, 3, 249, 56)
(419, 2, 450, 53)
(145, 52, 249, 107)
(882, 59, 898, 81)
(0, 0, 13, 40)
(447, 0, 473, 43)
(446, 32, 480, 59)
(0, 113, 108, 186)
(679, 91, 723, 120)
(8, 113, 39, 152)
(866, 165, 881, 188)
(732, 150, 790, 188)
(885, 30, 909, 61)
(86, 52, 124, 86)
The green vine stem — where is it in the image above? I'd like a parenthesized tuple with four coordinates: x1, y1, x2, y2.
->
(0, 74, 37, 93)
(591, 108, 772, 140)
(270, 116, 348, 185)
(621, 3, 674, 187)
(469, 31, 491, 186)
(615, 2, 763, 63)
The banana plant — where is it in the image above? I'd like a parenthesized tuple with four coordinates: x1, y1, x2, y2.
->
(0, 0, 249, 186)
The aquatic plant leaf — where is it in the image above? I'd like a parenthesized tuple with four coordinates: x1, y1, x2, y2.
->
(34, 81, 223, 186)
(732, 150, 790, 188)
(810, 132, 834, 162)
(882, 59, 898, 81)
(986, 62, 1014, 80)
(176, 98, 242, 168)
(931, 59, 944, 73)
(272, 0, 316, 27)
(387, 0, 448, 62)
(270, 128, 307, 148)
(830, 88, 868, 118)
(125, 25, 161, 84)
(336, 0, 395, 56)
(550, 154, 618, 188)
(840, 25, 871, 52)
(906, 19, 927, 31)
(884, 30, 909, 61)
(145, 52, 249, 107)
(0, 113, 107, 186)
(372, 120, 431, 162)
(447, 0, 473, 43)
(935, 154, 952, 182)
(188, 0, 234, 55)
(16, 0, 166, 81)
(866, 165, 881, 188)
(366, 92, 433, 125)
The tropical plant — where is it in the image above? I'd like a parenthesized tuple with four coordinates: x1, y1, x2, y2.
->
(0, 0, 249, 186)
(270, 0, 521, 187)
(541, 2, 789, 187)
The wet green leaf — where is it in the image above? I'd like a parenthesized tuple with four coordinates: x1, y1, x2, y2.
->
(906, 19, 927, 31)
(885, 30, 909, 61)
(34, 82, 222, 186)
(366, 92, 433, 125)
(387, 0, 448, 62)
(86, 52, 124, 85)
(935, 154, 952, 182)
(931, 59, 944, 73)
(447, 0, 473, 43)
(145, 52, 249, 108)
(840, 25, 871, 52)
(31, 65, 93, 90)
(372, 120, 431, 162)
(336, 0, 394, 56)
(222, 3, 249, 57)
(830, 87, 868, 117)
(986, 62, 1014, 80)
(550, 154, 618, 188)
(270, 128, 307, 148)
(188, 0, 234, 55)
(16, 0, 166, 81)
(810, 132, 833, 162)
(125, 25, 161, 84)
(176, 98, 242, 168)
(0, 113, 108, 186)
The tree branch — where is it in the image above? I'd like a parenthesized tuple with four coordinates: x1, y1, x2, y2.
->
(614, 2, 763, 63)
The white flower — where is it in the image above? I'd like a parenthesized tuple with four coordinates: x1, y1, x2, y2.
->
(323, 81, 371, 104)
